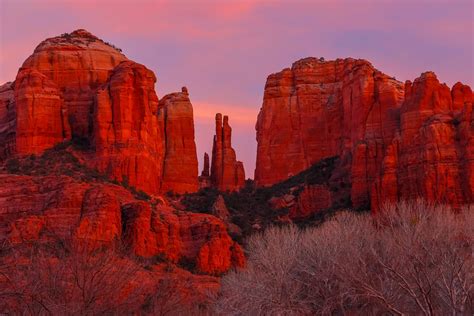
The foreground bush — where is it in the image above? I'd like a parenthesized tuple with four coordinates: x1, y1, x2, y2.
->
(216, 201, 473, 315)
(0, 240, 212, 315)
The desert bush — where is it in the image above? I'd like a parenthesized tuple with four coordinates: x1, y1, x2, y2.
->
(215, 200, 473, 315)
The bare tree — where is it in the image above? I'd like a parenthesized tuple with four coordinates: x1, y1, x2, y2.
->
(0, 239, 145, 315)
(215, 200, 473, 315)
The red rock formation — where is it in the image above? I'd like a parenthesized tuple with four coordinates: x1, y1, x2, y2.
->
(201, 152, 210, 177)
(255, 57, 404, 190)
(0, 29, 202, 195)
(158, 87, 198, 193)
(371, 73, 474, 211)
(256, 57, 473, 212)
(14, 68, 71, 155)
(21, 29, 127, 138)
(211, 195, 230, 222)
(210, 114, 245, 191)
(198, 153, 212, 189)
(0, 82, 15, 159)
(122, 201, 244, 275)
(269, 185, 332, 219)
(92, 60, 164, 194)
(0, 173, 243, 274)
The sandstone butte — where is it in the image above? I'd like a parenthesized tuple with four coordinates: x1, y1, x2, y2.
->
(0, 29, 245, 286)
(0, 29, 200, 195)
(255, 57, 473, 213)
(210, 113, 245, 191)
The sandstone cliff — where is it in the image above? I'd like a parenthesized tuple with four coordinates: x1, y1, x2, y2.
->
(0, 29, 200, 195)
(21, 29, 127, 139)
(211, 113, 245, 191)
(0, 157, 244, 275)
(158, 87, 199, 194)
(0, 82, 16, 159)
(256, 57, 473, 212)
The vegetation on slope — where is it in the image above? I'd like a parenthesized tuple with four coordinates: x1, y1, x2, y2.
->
(0, 140, 151, 201)
(181, 156, 351, 237)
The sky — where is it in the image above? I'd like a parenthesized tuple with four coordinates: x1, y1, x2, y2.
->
(1, 0, 473, 178)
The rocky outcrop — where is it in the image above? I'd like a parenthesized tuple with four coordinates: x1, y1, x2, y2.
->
(158, 87, 199, 193)
(21, 29, 127, 138)
(0, 82, 15, 159)
(255, 58, 474, 210)
(371, 73, 473, 211)
(211, 195, 230, 222)
(199, 152, 212, 189)
(256, 57, 473, 212)
(201, 152, 210, 177)
(255, 57, 404, 187)
(92, 60, 164, 194)
(14, 68, 71, 155)
(269, 184, 333, 220)
(0, 29, 202, 195)
(210, 114, 245, 191)
(122, 201, 244, 275)
(0, 173, 243, 274)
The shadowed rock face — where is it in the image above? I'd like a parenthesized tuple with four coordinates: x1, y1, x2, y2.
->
(256, 57, 473, 211)
(211, 113, 245, 191)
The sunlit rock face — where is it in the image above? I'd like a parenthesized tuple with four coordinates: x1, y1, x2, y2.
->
(158, 87, 199, 194)
(210, 113, 245, 192)
(0, 173, 244, 275)
(256, 57, 473, 211)
(20, 29, 127, 139)
(91, 60, 165, 194)
(0, 29, 202, 195)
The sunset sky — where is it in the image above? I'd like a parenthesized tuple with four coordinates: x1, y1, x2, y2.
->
(1, 0, 472, 177)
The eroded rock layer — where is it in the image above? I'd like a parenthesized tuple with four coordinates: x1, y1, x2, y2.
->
(256, 57, 473, 211)
(0, 174, 243, 275)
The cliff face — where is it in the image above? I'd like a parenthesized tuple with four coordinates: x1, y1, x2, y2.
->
(0, 173, 244, 275)
(92, 60, 163, 194)
(0, 82, 16, 159)
(0, 29, 200, 195)
(158, 87, 199, 194)
(14, 68, 71, 155)
(256, 57, 473, 212)
(0, 30, 244, 302)
(211, 113, 245, 191)
(371, 73, 473, 211)
(20, 29, 127, 138)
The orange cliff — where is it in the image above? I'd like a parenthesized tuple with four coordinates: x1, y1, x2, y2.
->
(210, 113, 245, 191)
(0, 29, 200, 195)
(255, 57, 473, 212)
